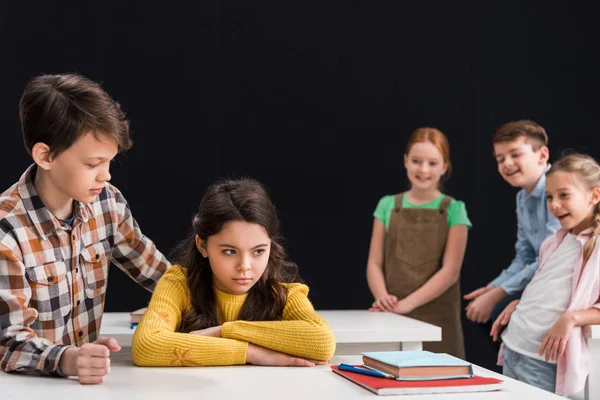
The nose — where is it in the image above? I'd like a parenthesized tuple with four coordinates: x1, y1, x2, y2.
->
(237, 255, 251, 272)
(549, 198, 561, 212)
(98, 166, 111, 183)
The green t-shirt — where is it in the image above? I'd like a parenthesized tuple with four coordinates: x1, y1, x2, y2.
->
(373, 194, 472, 230)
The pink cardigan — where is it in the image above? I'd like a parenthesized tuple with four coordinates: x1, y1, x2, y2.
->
(499, 229, 600, 396)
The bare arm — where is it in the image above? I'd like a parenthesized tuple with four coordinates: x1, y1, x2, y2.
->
(569, 308, 600, 327)
(366, 218, 387, 298)
(366, 219, 397, 311)
(398, 225, 468, 312)
(540, 308, 600, 361)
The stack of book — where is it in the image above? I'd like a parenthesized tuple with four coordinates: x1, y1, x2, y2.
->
(333, 351, 504, 395)
(129, 307, 147, 329)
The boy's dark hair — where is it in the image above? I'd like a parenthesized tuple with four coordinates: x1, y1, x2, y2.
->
(20, 73, 132, 158)
(492, 120, 548, 151)
(172, 178, 300, 333)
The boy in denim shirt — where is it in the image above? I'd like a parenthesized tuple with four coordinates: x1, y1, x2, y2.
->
(464, 120, 561, 324)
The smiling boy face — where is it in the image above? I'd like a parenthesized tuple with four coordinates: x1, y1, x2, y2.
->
(494, 136, 549, 193)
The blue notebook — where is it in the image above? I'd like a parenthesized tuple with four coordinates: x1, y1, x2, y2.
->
(361, 351, 474, 381)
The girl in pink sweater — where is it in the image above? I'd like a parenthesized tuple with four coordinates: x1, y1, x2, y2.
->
(491, 153, 600, 396)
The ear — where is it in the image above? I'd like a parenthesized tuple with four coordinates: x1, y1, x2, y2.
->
(403, 153, 409, 169)
(195, 235, 208, 258)
(590, 187, 600, 207)
(32, 143, 53, 171)
(538, 145, 550, 165)
(441, 163, 449, 177)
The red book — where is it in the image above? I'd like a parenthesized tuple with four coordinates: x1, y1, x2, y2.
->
(332, 365, 504, 395)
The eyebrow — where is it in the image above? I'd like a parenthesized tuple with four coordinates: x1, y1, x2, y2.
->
(86, 156, 113, 162)
(218, 243, 269, 250)
(494, 148, 521, 156)
(409, 156, 441, 161)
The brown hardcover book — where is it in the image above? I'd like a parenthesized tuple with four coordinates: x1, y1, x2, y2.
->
(130, 307, 147, 324)
(362, 356, 472, 379)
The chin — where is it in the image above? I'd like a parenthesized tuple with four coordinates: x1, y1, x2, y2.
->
(411, 181, 435, 190)
(503, 177, 522, 188)
(558, 221, 573, 231)
(78, 195, 98, 204)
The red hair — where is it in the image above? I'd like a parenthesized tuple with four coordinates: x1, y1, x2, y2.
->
(405, 127, 452, 182)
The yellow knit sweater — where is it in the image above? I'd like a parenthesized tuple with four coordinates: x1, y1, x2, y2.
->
(132, 265, 336, 366)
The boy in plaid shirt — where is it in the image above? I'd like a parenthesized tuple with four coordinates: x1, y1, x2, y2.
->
(0, 74, 170, 384)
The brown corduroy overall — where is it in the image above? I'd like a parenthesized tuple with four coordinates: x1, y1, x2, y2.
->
(384, 193, 465, 358)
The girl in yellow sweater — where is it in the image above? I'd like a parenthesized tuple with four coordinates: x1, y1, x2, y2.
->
(132, 178, 336, 367)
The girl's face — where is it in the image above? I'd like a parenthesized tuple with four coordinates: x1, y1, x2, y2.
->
(404, 141, 448, 191)
(196, 221, 271, 295)
(546, 172, 600, 235)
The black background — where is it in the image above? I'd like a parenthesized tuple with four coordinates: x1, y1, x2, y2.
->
(2, 1, 600, 371)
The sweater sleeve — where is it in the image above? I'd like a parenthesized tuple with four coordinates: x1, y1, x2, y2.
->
(220, 283, 336, 361)
(131, 266, 248, 367)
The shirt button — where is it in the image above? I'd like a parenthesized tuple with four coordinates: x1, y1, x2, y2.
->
(75, 268, 79, 273)
(47, 276, 54, 282)
(78, 331, 83, 337)
(77, 300, 81, 306)
(95, 254, 100, 260)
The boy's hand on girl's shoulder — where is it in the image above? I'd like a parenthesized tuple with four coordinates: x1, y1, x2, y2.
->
(490, 300, 520, 342)
(539, 312, 576, 362)
(189, 326, 222, 337)
(465, 286, 507, 323)
(59, 337, 121, 384)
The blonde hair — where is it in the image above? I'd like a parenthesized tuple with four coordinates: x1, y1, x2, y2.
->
(405, 127, 451, 183)
(547, 153, 600, 263)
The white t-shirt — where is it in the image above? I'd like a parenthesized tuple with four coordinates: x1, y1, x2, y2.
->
(502, 233, 580, 363)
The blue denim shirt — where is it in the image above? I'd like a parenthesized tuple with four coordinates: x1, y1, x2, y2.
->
(490, 165, 561, 295)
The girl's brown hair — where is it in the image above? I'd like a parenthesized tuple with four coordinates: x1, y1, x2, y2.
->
(172, 178, 300, 333)
(547, 153, 600, 263)
(405, 127, 452, 183)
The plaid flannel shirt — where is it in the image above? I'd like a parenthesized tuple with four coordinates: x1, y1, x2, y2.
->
(0, 165, 170, 375)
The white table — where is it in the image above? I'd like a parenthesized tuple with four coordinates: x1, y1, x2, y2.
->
(583, 325, 600, 400)
(0, 355, 563, 399)
(100, 310, 441, 355)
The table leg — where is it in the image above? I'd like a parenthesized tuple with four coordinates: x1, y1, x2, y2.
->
(585, 338, 600, 400)
(400, 342, 422, 351)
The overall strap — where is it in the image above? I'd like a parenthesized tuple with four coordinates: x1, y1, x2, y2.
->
(439, 195, 453, 213)
(394, 193, 404, 212)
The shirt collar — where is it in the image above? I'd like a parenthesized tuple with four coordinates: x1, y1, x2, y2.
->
(553, 227, 594, 246)
(523, 163, 552, 200)
(17, 164, 95, 240)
